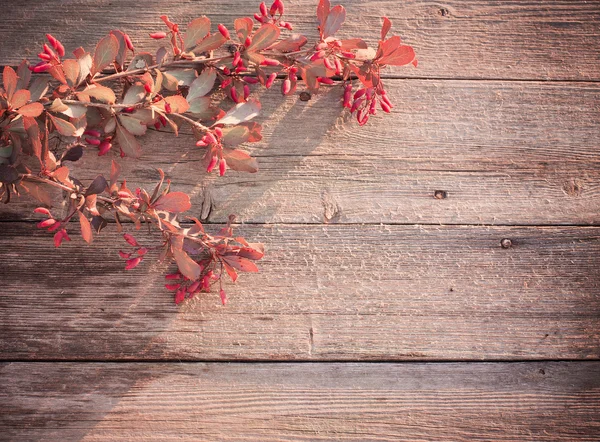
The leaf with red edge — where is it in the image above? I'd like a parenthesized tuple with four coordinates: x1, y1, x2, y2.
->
(192, 33, 227, 54)
(184, 17, 211, 51)
(163, 95, 190, 114)
(270, 34, 308, 53)
(381, 17, 392, 40)
(62, 59, 81, 87)
(110, 159, 121, 188)
(92, 34, 119, 75)
(78, 212, 93, 244)
(11, 89, 30, 110)
(16, 60, 31, 91)
(323, 5, 345, 39)
(234, 17, 253, 42)
(222, 148, 258, 173)
(17, 102, 43, 118)
(3, 66, 17, 99)
(173, 247, 201, 280)
(221, 255, 259, 273)
(115, 123, 142, 158)
(317, 0, 331, 29)
(247, 24, 280, 52)
(20, 181, 53, 206)
(153, 191, 192, 213)
(48, 114, 77, 136)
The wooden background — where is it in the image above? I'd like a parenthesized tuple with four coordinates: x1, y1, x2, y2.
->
(1, 0, 599, 440)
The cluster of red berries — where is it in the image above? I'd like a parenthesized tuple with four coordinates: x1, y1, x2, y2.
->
(34, 207, 71, 247)
(165, 270, 226, 305)
(343, 85, 394, 126)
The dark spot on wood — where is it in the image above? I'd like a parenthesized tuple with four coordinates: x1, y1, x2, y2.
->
(501, 238, 513, 249)
(449, 287, 454, 292)
(255, 316, 274, 321)
(563, 179, 582, 197)
(439, 7, 449, 17)
(299, 91, 311, 101)
(434, 190, 448, 199)
(539, 368, 546, 375)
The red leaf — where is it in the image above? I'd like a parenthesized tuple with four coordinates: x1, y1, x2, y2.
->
(173, 247, 201, 280)
(381, 17, 392, 41)
(270, 34, 308, 53)
(11, 89, 30, 110)
(78, 212, 93, 244)
(221, 255, 259, 273)
(48, 114, 77, 136)
(317, 0, 331, 29)
(153, 191, 192, 213)
(3, 66, 17, 100)
(379, 44, 416, 66)
(17, 102, 43, 118)
(223, 261, 238, 282)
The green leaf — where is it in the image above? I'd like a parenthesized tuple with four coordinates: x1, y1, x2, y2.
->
(92, 34, 120, 75)
(115, 123, 142, 158)
(247, 24, 280, 52)
(223, 148, 258, 173)
(184, 17, 211, 51)
(192, 33, 226, 54)
(123, 85, 146, 105)
(187, 68, 216, 102)
(118, 114, 147, 136)
(234, 18, 253, 42)
(215, 100, 260, 126)
(323, 5, 345, 39)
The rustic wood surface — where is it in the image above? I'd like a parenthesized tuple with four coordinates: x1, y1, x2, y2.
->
(1, 223, 599, 361)
(1, 362, 599, 441)
(1, 0, 599, 440)
(4, 79, 600, 225)
(1, 0, 599, 81)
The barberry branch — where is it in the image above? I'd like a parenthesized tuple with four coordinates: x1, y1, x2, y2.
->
(0, 0, 416, 305)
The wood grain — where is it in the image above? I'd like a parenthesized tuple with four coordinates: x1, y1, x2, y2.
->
(0, 1, 599, 80)
(3, 79, 600, 224)
(1, 223, 598, 361)
(1, 361, 599, 440)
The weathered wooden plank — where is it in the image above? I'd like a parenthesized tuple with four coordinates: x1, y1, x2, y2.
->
(3, 79, 600, 224)
(1, 361, 599, 440)
(0, 1, 599, 80)
(1, 223, 598, 360)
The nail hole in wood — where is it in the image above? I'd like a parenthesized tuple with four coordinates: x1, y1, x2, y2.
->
(500, 238, 512, 249)
(299, 91, 311, 101)
(434, 190, 448, 199)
